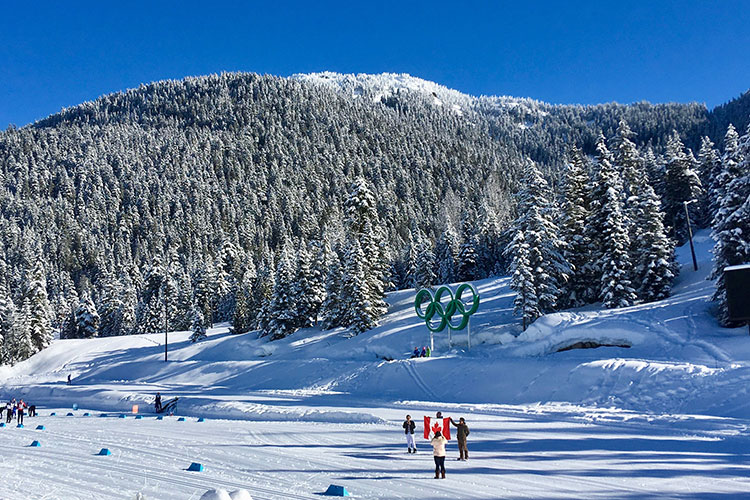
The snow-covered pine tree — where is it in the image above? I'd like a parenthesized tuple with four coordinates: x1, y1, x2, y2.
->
(512, 159, 570, 313)
(189, 304, 207, 343)
(713, 125, 743, 224)
(308, 240, 327, 325)
(634, 182, 676, 302)
(172, 266, 193, 331)
(435, 224, 459, 285)
(215, 240, 236, 322)
(711, 123, 750, 326)
(413, 231, 436, 291)
(164, 248, 190, 330)
(506, 231, 539, 330)
(643, 147, 665, 198)
(588, 134, 637, 308)
(252, 255, 275, 333)
(138, 256, 165, 334)
(74, 292, 100, 338)
(320, 245, 343, 330)
(118, 269, 138, 335)
(401, 230, 418, 289)
(0, 280, 16, 365)
(232, 268, 254, 334)
(54, 271, 78, 338)
(192, 261, 213, 330)
(476, 203, 502, 277)
(27, 260, 53, 353)
(456, 233, 479, 282)
(292, 239, 315, 329)
(613, 120, 643, 203)
(559, 146, 593, 307)
(11, 298, 34, 363)
(339, 237, 377, 335)
(264, 243, 299, 340)
(360, 220, 388, 317)
(663, 131, 702, 244)
(341, 178, 387, 329)
(697, 136, 721, 228)
(97, 269, 122, 337)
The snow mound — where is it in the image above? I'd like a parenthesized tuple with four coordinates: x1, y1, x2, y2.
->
(201, 490, 252, 500)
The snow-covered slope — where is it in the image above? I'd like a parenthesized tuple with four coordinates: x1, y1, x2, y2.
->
(2, 230, 749, 420)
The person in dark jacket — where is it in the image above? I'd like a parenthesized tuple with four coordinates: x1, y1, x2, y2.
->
(450, 417, 470, 460)
(154, 392, 162, 413)
(17, 400, 25, 425)
(403, 414, 417, 453)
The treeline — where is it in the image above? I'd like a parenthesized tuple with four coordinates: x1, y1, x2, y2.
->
(506, 120, 750, 330)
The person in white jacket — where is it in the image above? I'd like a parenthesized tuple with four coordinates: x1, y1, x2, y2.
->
(430, 430, 448, 479)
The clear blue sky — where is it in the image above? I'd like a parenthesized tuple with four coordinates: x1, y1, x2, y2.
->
(1, 1, 749, 129)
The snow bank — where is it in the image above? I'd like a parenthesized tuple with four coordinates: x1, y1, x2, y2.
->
(200, 490, 252, 500)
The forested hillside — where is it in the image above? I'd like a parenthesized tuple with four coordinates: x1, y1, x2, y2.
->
(0, 72, 746, 365)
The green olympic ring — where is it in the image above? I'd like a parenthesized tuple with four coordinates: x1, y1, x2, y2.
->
(414, 283, 480, 333)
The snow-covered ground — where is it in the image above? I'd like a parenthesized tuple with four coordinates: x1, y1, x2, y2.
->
(3, 230, 750, 499)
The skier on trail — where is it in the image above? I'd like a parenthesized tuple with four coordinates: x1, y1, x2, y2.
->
(403, 414, 417, 454)
(431, 430, 448, 479)
(450, 417, 470, 460)
(154, 392, 162, 413)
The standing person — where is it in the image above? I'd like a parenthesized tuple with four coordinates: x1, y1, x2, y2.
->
(67, 374, 71, 385)
(403, 414, 417, 454)
(17, 400, 25, 425)
(5, 401, 12, 423)
(450, 417, 470, 460)
(154, 392, 162, 413)
(431, 430, 448, 479)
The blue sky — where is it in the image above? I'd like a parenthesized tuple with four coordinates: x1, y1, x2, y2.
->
(1, 1, 748, 129)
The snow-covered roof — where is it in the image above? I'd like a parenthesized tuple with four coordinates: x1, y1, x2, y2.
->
(724, 264, 750, 272)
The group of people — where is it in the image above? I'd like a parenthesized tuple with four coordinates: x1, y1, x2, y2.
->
(411, 346, 431, 358)
(402, 411, 471, 479)
(1, 398, 36, 425)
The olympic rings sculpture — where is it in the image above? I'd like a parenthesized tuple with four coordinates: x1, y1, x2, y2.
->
(414, 283, 480, 333)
